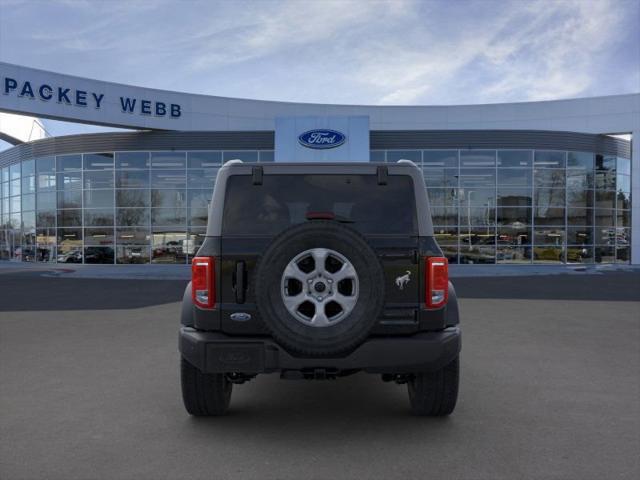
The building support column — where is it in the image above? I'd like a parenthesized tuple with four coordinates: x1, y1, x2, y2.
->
(631, 129, 639, 265)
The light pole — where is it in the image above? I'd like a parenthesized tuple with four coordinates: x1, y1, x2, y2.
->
(485, 197, 492, 236)
(467, 190, 474, 251)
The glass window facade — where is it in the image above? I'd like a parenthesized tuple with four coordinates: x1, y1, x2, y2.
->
(0, 150, 271, 264)
(0, 148, 632, 265)
(373, 149, 632, 265)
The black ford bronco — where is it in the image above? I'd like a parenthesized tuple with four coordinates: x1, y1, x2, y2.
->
(180, 160, 461, 416)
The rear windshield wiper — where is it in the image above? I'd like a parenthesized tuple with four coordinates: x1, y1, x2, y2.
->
(305, 212, 355, 223)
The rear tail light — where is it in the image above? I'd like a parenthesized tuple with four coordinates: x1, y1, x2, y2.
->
(192, 256, 215, 309)
(425, 257, 448, 308)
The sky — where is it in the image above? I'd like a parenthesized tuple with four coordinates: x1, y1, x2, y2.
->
(0, 0, 639, 144)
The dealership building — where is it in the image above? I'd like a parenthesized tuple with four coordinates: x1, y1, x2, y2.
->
(0, 62, 638, 266)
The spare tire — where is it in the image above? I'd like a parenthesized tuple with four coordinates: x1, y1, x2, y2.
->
(255, 221, 384, 357)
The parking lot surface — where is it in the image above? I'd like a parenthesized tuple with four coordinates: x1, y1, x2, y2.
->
(1, 272, 639, 480)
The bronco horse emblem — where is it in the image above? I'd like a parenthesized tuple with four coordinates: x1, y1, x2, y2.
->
(395, 271, 411, 290)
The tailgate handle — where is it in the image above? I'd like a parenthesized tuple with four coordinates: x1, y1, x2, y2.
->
(234, 261, 246, 304)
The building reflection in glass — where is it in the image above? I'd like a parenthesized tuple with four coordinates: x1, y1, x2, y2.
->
(0, 148, 632, 265)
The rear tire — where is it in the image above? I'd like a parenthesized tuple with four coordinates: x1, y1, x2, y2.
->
(407, 357, 459, 416)
(181, 357, 232, 416)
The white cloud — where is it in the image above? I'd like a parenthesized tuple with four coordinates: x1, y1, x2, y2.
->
(187, 0, 413, 71)
(474, 0, 625, 102)
(379, 84, 431, 104)
(350, 0, 629, 104)
(0, 0, 636, 106)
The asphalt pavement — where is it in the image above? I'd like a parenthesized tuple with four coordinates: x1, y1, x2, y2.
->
(1, 272, 639, 480)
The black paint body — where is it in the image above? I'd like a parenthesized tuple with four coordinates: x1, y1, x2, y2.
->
(180, 164, 461, 375)
(190, 233, 455, 336)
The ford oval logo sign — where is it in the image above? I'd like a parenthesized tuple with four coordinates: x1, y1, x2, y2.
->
(298, 129, 346, 149)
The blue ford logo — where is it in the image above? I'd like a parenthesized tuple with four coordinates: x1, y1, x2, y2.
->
(298, 129, 346, 149)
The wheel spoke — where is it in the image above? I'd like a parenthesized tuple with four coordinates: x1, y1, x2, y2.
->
(282, 291, 308, 311)
(283, 262, 307, 283)
(310, 248, 329, 274)
(310, 307, 331, 327)
(332, 262, 357, 282)
(333, 292, 357, 312)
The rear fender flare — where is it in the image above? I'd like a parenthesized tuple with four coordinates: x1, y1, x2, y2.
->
(181, 282, 194, 327)
(445, 281, 460, 326)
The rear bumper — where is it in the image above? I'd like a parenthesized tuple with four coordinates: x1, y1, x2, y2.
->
(179, 327, 461, 374)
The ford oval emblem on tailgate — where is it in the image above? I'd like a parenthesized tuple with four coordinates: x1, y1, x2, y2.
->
(298, 129, 346, 149)
(230, 312, 252, 322)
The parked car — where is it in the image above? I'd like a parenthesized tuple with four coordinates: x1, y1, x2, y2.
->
(83, 247, 114, 264)
(57, 249, 83, 263)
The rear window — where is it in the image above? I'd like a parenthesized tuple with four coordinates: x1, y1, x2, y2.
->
(222, 174, 417, 235)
